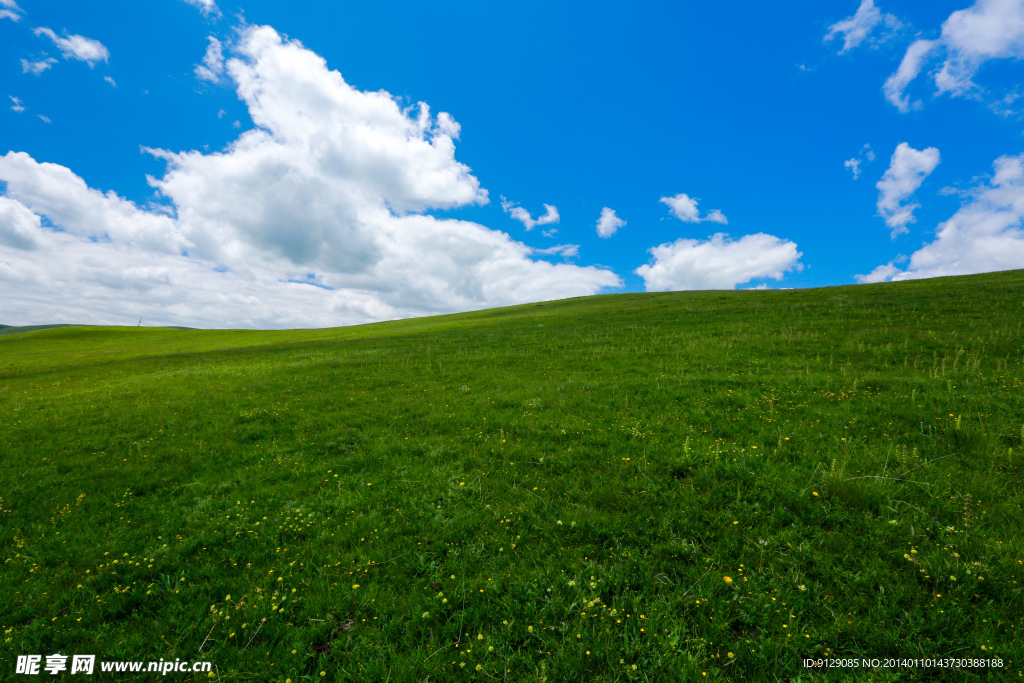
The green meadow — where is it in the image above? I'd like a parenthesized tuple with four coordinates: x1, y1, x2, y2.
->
(2, 269, 1023, 681)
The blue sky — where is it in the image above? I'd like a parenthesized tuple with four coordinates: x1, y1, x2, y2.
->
(1, 0, 1023, 328)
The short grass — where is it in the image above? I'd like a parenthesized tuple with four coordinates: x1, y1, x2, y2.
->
(2, 269, 1023, 682)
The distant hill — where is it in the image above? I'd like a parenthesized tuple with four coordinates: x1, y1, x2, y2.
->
(0, 324, 193, 336)
(0, 324, 83, 336)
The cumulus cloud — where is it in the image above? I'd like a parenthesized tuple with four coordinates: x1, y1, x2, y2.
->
(856, 261, 902, 283)
(885, 0, 1024, 110)
(0, 196, 42, 250)
(825, 0, 902, 53)
(595, 207, 625, 238)
(0, 25, 620, 328)
(194, 36, 224, 82)
(634, 233, 803, 291)
(876, 142, 941, 237)
(858, 153, 1024, 283)
(104, 76, 116, 87)
(0, 152, 190, 253)
(500, 197, 559, 230)
(33, 27, 109, 66)
(705, 209, 728, 224)
(660, 193, 728, 224)
(934, 0, 1024, 97)
(9, 96, 25, 112)
(434, 111, 461, 140)
(183, 0, 220, 16)
(660, 193, 699, 222)
(0, 0, 22, 21)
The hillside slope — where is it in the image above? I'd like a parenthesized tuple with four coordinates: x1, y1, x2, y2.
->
(1, 270, 1022, 680)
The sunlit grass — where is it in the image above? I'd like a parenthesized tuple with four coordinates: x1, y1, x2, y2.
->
(1, 269, 1023, 681)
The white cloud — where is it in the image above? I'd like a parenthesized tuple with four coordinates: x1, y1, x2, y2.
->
(500, 197, 559, 230)
(0, 0, 22, 21)
(595, 207, 625, 238)
(858, 153, 1024, 283)
(0, 25, 620, 328)
(660, 193, 728, 224)
(533, 244, 579, 258)
(541, 228, 557, 238)
(183, 0, 220, 17)
(845, 158, 862, 179)
(0, 196, 41, 250)
(705, 209, 728, 224)
(855, 261, 902, 283)
(9, 96, 25, 112)
(844, 145, 874, 179)
(33, 27, 109, 66)
(989, 88, 1023, 116)
(883, 39, 939, 112)
(0, 152, 189, 253)
(876, 142, 941, 237)
(194, 36, 224, 82)
(660, 193, 699, 221)
(104, 76, 116, 87)
(886, 0, 1024, 110)
(435, 112, 461, 140)
(634, 233, 803, 291)
(935, 0, 1024, 96)
(37, 114, 50, 124)
(21, 57, 56, 75)
(825, 0, 902, 53)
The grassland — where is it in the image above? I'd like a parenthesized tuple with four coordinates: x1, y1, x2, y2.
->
(1, 269, 1023, 681)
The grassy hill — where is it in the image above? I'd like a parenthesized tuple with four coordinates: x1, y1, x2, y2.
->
(0, 324, 82, 337)
(1, 270, 1022, 681)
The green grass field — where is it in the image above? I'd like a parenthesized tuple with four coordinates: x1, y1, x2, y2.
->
(2, 270, 1023, 681)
